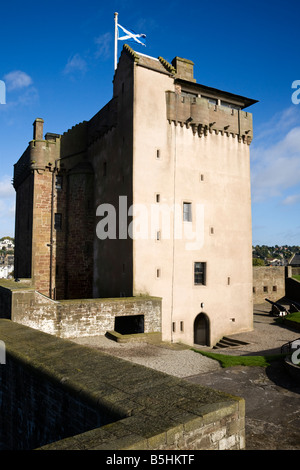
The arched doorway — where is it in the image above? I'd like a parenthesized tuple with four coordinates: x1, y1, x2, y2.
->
(194, 313, 209, 346)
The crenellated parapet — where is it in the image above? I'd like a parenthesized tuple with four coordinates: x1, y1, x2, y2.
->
(166, 91, 253, 144)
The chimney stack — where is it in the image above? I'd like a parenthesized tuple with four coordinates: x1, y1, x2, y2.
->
(33, 118, 44, 140)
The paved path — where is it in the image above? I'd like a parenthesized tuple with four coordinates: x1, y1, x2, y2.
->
(71, 304, 300, 450)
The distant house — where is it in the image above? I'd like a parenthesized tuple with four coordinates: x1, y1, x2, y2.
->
(289, 253, 300, 267)
(0, 239, 14, 251)
(0, 264, 14, 279)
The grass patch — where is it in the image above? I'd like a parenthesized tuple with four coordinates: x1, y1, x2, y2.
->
(292, 275, 300, 282)
(284, 311, 300, 323)
(192, 349, 284, 368)
(276, 311, 300, 325)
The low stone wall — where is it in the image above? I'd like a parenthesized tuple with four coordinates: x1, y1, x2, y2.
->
(0, 320, 245, 450)
(0, 279, 161, 338)
(253, 266, 286, 304)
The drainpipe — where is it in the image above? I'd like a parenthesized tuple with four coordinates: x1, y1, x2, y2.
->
(49, 165, 56, 299)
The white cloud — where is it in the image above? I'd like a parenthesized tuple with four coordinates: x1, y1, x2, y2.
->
(251, 119, 300, 202)
(4, 71, 33, 91)
(282, 194, 300, 205)
(0, 175, 14, 199)
(94, 32, 112, 59)
(63, 54, 87, 76)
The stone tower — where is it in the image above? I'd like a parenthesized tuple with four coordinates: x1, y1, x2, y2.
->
(13, 45, 257, 346)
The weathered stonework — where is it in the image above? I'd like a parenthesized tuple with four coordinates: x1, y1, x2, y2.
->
(0, 319, 245, 450)
(252, 266, 286, 304)
(0, 280, 161, 339)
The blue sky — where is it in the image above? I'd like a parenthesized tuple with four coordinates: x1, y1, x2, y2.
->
(0, 0, 300, 246)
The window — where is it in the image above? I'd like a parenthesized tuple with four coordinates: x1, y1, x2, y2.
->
(156, 149, 161, 159)
(54, 213, 62, 231)
(156, 193, 160, 203)
(180, 321, 184, 332)
(273, 286, 277, 292)
(194, 262, 206, 285)
(220, 100, 241, 110)
(263, 286, 268, 293)
(156, 268, 161, 278)
(55, 175, 63, 190)
(183, 202, 192, 222)
(202, 95, 217, 105)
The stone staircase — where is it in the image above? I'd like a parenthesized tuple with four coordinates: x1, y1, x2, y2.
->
(213, 336, 249, 349)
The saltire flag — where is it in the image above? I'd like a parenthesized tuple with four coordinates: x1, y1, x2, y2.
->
(117, 23, 146, 47)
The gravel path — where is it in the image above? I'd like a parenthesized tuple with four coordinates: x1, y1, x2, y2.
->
(70, 304, 300, 378)
(71, 335, 221, 377)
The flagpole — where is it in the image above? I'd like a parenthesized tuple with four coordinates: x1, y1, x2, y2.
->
(114, 12, 118, 71)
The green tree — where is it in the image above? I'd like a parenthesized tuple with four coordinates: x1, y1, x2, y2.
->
(253, 258, 265, 266)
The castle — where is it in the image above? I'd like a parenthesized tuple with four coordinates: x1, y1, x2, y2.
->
(13, 44, 257, 346)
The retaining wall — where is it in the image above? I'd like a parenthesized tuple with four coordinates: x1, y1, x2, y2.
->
(0, 280, 161, 338)
(0, 320, 245, 450)
(252, 266, 286, 304)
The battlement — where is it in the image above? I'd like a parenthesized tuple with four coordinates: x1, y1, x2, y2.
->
(166, 91, 253, 144)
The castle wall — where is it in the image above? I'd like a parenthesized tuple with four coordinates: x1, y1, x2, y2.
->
(252, 266, 286, 304)
(14, 171, 34, 279)
(132, 61, 253, 346)
(0, 280, 161, 338)
(0, 319, 245, 451)
(91, 52, 134, 299)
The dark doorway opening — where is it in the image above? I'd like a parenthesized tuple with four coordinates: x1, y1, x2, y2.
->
(114, 315, 144, 335)
(194, 313, 209, 346)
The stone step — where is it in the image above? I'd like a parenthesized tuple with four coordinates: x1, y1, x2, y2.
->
(105, 330, 162, 344)
(213, 336, 249, 349)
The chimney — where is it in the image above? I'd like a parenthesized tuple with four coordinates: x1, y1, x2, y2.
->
(171, 57, 196, 83)
(33, 118, 44, 140)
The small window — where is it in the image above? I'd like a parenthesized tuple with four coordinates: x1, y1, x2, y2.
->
(194, 262, 206, 285)
(55, 175, 63, 190)
(54, 213, 62, 231)
(180, 321, 184, 332)
(172, 322, 176, 333)
(253, 287, 256, 293)
(156, 268, 161, 278)
(183, 202, 192, 222)
(273, 286, 277, 292)
(156, 149, 161, 159)
(263, 286, 268, 293)
(156, 194, 160, 203)
(156, 231, 161, 241)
